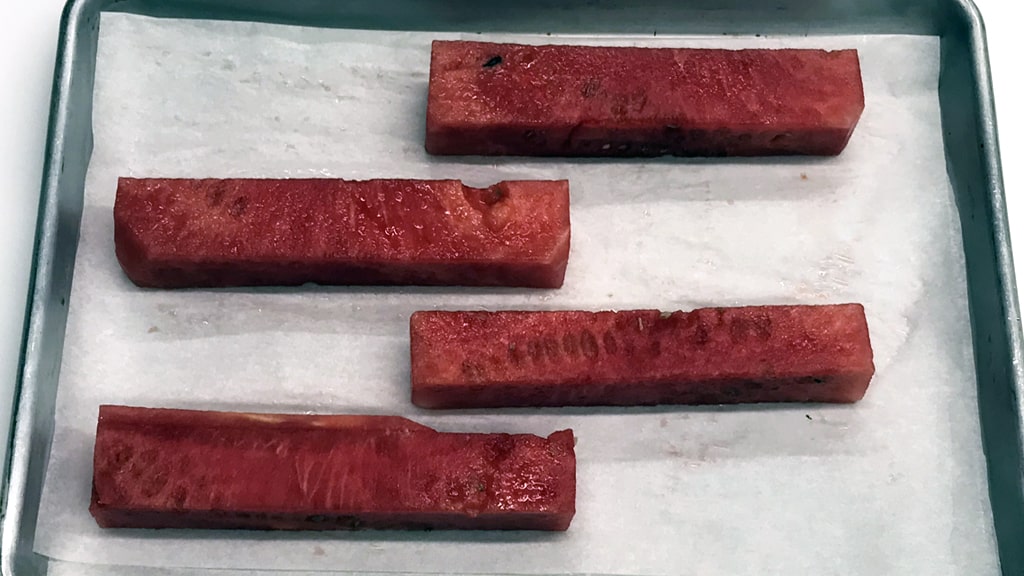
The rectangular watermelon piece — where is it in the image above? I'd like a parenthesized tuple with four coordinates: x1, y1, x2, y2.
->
(90, 405, 576, 531)
(426, 41, 865, 157)
(114, 178, 571, 289)
(410, 304, 875, 408)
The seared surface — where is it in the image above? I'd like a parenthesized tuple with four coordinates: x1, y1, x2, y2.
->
(114, 178, 571, 288)
(90, 406, 576, 531)
(411, 305, 875, 408)
(427, 41, 864, 157)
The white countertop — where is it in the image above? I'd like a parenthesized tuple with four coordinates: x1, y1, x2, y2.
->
(1, 1, 1020, 463)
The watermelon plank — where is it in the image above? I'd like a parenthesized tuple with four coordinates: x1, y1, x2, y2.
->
(114, 178, 571, 289)
(410, 305, 875, 408)
(426, 41, 865, 157)
(90, 406, 576, 531)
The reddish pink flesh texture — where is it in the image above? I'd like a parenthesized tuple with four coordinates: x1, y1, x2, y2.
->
(114, 178, 571, 288)
(426, 41, 865, 157)
(90, 406, 576, 531)
(410, 304, 875, 408)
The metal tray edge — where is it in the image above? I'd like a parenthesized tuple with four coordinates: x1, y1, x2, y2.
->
(1, 0, 98, 574)
(946, 2, 1024, 573)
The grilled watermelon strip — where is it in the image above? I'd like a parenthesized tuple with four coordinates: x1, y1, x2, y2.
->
(411, 305, 875, 408)
(114, 178, 571, 289)
(427, 41, 864, 157)
(90, 405, 577, 531)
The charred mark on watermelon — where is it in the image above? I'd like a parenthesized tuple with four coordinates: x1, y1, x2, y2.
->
(477, 184, 505, 205)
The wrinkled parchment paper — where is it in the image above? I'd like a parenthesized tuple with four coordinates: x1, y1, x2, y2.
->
(33, 13, 999, 576)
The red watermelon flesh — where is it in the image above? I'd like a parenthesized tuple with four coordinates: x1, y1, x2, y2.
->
(410, 305, 875, 408)
(114, 178, 571, 289)
(90, 405, 576, 531)
(426, 41, 865, 157)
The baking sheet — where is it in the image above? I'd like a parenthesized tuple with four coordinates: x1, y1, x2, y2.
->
(31, 12, 999, 575)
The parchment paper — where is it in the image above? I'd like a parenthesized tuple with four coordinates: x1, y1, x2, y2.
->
(33, 13, 999, 576)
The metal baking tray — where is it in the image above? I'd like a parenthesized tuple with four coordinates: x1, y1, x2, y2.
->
(3, 0, 1022, 574)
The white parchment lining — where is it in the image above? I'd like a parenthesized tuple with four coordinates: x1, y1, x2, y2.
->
(33, 13, 998, 576)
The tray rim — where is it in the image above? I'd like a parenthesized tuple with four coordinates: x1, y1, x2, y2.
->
(3, 0, 1021, 575)
(2, 0, 88, 573)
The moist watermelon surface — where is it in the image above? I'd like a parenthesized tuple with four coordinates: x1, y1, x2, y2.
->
(410, 305, 875, 408)
(90, 406, 576, 531)
(426, 41, 865, 157)
(114, 178, 571, 288)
